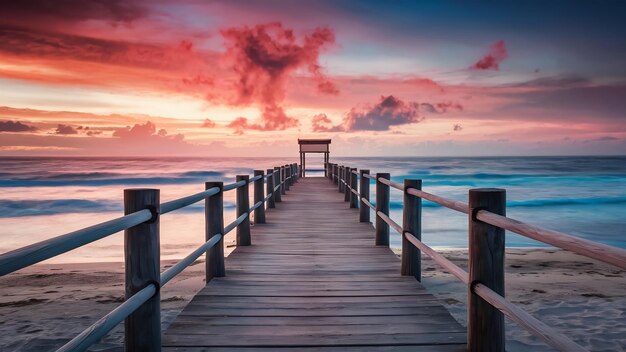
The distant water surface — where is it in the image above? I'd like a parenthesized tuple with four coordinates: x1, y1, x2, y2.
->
(0, 156, 624, 263)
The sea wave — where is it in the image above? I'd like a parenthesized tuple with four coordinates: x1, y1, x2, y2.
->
(386, 196, 626, 210)
(0, 199, 236, 217)
(0, 170, 228, 187)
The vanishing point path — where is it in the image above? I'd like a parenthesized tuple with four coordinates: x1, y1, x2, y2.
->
(162, 177, 466, 351)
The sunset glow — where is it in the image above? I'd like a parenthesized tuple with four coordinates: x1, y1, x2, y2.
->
(1, 1, 625, 156)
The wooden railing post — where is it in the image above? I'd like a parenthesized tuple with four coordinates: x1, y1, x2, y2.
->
(284, 165, 291, 191)
(294, 163, 299, 182)
(273, 167, 282, 202)
(338, 166, 344, 193)
(350, 168, 358, 208)
(344, 166, 351, 202)
(375, 173, 390, 246)
(359, 169, 370, 222)
(266, 169, 275, 208)
(288, 164, 293, 187)
(123, 188, 160, 351)
(281, 166, 286, 195)
(401, 179, 421, 279)
(332, 164, 338, 185)
(205, 181, 225, 282)
(253, 170, 265, 224)
(468, 188, 506, 352)
(236, 175, 251, 246)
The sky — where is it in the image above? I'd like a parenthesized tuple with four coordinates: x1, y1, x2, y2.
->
(0, 0, 625, 156)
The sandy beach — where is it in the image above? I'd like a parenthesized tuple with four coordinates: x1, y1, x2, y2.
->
(0, 248, 624, 351)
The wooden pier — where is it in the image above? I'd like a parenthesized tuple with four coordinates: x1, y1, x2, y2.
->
(2, 159, 625, 352)
(162, 177, 465, 351)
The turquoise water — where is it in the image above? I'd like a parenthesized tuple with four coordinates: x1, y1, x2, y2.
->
(0, 156, 624, 262)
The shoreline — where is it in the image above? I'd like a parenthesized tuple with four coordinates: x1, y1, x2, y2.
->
(0, 248, 624, 351)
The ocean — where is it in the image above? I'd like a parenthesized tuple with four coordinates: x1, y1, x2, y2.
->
(0, 156, 624, 263)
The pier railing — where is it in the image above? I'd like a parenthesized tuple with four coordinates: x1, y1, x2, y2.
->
(0, 163, 299, 352)
(326, 161, 626, 352)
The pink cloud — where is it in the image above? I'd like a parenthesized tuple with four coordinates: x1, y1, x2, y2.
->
(113, 121, 184, 142)
(343, 95, 422, 131)
(221, 22, 337, 133)
(420, 101, 464, 113)
(201, 118, 216, 128)
(471, 40, 508, 70)
(311, 113, 342, 132)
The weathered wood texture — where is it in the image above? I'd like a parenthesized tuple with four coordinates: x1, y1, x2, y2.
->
(402, 179, 421, 280)
(163, 177, 465, 350)
(124, 188, 161, 351)
(205, 182, 225, 281)
(468, 188, 506, 352)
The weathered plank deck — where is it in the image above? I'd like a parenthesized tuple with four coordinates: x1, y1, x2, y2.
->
(163, 177, 466, 351)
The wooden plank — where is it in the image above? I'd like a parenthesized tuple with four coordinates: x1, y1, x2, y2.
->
(163, 332, 467, 347)
(163, 177, 466, 350)
(163, 346, 466, 352)
(165, 322, 465, 335)
(169, 314, 459, 326)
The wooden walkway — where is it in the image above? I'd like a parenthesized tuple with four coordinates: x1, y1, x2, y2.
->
(163, 177, 466, 351)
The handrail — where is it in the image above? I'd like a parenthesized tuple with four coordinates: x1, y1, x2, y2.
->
(0, 209, 152, 277)
(350, 167, 623, 352)
(476, 210, 626, 269)
(57, 283, 157, 352)
(223, 180, 247, 191)
(1, 164, 299, 352)
(407, 187, 469, 214)
(362, 197, 375, 211)
(473, 283, 587, 352)
(224, 213, 248, 235)
(249, 201, 263, 213)
(249, 174, 263, 182)
(161, 234, 222, 285)
(377, 176, 403, 191)
(404, 232, 469, 284)
(377, 211, 402, 234)
(161, 187, 220, 214)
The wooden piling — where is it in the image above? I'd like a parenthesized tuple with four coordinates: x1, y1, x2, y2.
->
(344, 166, 351, 202)
(350, 168, 358, 208)
(401, 179, 421, 280)
(468, 188, 506, 352)
(338, 166, 344, 192)
(359, 169, 370, 222)
(291, 163, 298, 183)
(123, 188, 161, 351)
(205, 182, 225, 282)
(332, 164, 338, 184)
(253, 170, 265, 224)
(273, 167, 282, 202)
(281, 166, 286, 195)
(284, 165, 291, 191)
(266, 169, 275, 208)
(236, 175, 251, 246)
(375, 173, 390, 246)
